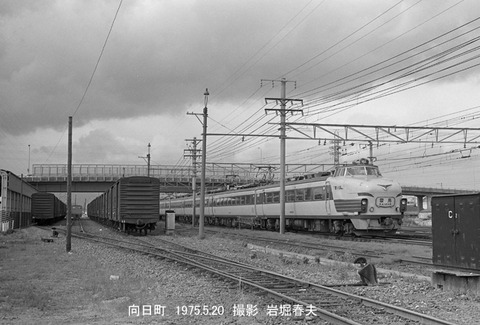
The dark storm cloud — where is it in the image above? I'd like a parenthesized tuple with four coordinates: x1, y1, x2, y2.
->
(0, 0, 479, 136)
(74, 128, 131, 163)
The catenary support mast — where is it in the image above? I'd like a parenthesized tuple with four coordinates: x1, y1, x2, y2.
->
(264, 78, 303, 234)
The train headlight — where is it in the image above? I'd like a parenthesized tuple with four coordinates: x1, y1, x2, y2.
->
(400, 198, 408, 213)
(360, 199, 368, 213)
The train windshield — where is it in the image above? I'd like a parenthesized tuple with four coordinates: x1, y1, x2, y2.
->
(336, 166, 382, 177)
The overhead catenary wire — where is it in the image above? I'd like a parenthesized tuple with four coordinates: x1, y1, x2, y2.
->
(284, 0, 418, 80)
(40, 0, 124, 164)
(209, 3, 477, 161)
(177, 2, 480, 183)
(199, 2, 432, 159)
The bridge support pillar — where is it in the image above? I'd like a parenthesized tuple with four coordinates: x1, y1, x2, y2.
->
(425, 195, 431, 211)
(416, 195, 432, 212)
(416, 195, 424, 212)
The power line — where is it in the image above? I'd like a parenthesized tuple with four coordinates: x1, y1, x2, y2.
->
(42, 0, 124, 164)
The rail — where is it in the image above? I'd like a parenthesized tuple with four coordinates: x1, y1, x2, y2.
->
(52, 223, 455, 325)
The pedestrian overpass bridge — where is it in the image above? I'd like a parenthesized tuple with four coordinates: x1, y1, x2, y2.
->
(24, 163, 327, 193)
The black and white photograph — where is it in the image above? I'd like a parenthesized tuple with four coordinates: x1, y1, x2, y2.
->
(1, 1, 479, 324)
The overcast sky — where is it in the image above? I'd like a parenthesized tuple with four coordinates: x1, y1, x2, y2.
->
(2, 0, 480, 190)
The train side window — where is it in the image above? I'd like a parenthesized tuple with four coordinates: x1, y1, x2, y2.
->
(273, 191, 280, 203)
(265, 192, 272, 203)
(286, 190, 295, 202)
(295, 189, 306, 201)
(312, 187, 323, 200)
(305, 188, 312, 201)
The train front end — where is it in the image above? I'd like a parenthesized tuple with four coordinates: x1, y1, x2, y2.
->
(329, 159, 407, 236)
(118, 176, 160, 234)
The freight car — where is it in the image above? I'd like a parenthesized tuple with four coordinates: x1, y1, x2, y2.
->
(31, 192, 67, 225)
(72, 205, 83, 220)
(160, 159, 407, 236)
(0, 169, 38, 231)
(87, 176, 160, 235)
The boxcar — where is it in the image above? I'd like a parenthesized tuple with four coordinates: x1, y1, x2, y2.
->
(0, 169, 37, 231)
(31, 192, 67, 225)
(87, 176, 160, 234)
(72, 205, 83, 220)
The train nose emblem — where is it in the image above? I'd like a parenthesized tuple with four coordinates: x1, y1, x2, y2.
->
(377, 184, 392, 191)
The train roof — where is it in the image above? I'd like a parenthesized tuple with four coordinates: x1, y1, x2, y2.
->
(164, 159, 379, 200)
(336, 158, 377, 167)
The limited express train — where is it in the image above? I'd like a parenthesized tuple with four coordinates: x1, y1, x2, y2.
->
(160, 159, 407, 236)
(87, 176, 160, 235)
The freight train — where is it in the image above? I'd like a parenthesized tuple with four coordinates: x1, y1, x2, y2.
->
(0, 169, 37, 231)
(31, 192, 67, 225)
(160, 159, 407, 236)
(72, 205, 83, 220)
(87, 176, 160, 235)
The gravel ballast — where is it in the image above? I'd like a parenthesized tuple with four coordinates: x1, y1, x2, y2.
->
(1, 220, 479, 324)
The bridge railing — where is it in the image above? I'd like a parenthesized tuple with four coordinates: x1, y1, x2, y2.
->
(26, 163, 329, 183)
(29, 164, 256, 179)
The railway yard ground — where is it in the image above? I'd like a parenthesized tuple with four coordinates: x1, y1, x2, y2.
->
(1, 218, 479, 325)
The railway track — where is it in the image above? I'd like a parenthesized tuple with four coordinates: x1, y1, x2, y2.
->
(46, 223, 455, 325)
(189, 226, 432, 263)
(182, 223, 478, 276)
(178, 216, 433, 245)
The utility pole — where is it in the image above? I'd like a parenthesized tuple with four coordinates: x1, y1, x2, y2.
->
(20, 174, 23, 228)
(27, 145, 30, 175)
(138, 143, 151, 177)
(184, 137, 201, 226)
(187, 88, 209, 239)
(264, 78, 303, 234)
(66, 116, 72, 252)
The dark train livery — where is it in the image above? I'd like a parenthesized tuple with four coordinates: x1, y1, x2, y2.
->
(0, 169, 37, 231)
(31, 192, 67, 225)
(72, 205, 83, 220)
(87, 176, 160, 234)
(161, 159, 407, 236)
